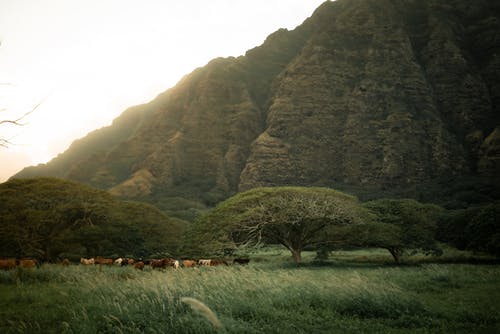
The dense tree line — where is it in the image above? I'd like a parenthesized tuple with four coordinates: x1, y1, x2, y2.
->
(188, 187, 499, 263)
(1, 178, 497, 263)
(437, 201, 500, 257)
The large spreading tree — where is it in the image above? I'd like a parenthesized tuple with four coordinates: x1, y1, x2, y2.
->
(0, 177, 187, 260)
(190, 187, 369, 263)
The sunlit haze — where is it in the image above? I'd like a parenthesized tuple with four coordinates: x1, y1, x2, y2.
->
(0, 0, 325, 182)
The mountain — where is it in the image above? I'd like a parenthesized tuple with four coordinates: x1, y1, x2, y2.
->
(13, 0, 500, 217)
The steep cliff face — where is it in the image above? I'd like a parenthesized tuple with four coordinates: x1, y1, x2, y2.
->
(13, 0, 500, 211)
(240, 0, 500, 193)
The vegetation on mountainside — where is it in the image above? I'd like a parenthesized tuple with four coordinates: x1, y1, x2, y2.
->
(0, 178, 187, 261)
(12, 105, 152, 187)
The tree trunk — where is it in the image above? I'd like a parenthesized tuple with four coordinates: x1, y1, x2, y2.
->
(291, 249, 302, 263)
(41, 242, 52, 262)
(387, 247, 401, 264)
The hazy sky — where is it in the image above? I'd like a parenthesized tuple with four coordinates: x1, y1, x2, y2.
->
(0, 0, 325, 182)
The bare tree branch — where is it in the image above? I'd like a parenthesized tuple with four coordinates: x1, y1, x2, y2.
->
(0, 98, 44, 126)
(1, 95, 47, 148)
(0, 138, 14, 148)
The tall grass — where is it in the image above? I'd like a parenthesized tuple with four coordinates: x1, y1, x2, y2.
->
(0, 256, 499, 333)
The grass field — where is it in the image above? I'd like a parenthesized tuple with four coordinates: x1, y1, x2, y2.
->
(0, 249, 499, 333)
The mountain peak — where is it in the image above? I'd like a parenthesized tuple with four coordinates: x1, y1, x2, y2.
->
(13, 0, 500, 217)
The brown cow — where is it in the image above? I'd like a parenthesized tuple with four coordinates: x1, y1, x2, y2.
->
(209, 259, 228, 266)
(182, 260, 197, 268)
(150, 259, 165, 269)
(80, 257, 95, 265)
(19, 259, 37, 268)
(61, 258, 71, 266)
(163, 258, 179, 269)
(151, 258, 179, 269)
(134, 261, 145, 270)
(95, 256, 113, 265)
(0, 258, 17, 270)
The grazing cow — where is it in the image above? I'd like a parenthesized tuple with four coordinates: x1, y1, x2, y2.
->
(182, 260, 197, 268)
(163, 258, 179, 269)
(120, 258, 134, 266)
(150, 259, 165, 269)
(198, 259, 211, 266)
(19, 259, 37, 268)
(152, 258, 179, 270)
(80, 257, 95, 265)
(114, 258, 124, 265)
(233, 258, 250, 265)
(95, 256, 113, 265)
(134, 261, 145, 270)
(61, 258, 71, 266)
(0, 258, 17, 270)
(209, 259, 228, 266)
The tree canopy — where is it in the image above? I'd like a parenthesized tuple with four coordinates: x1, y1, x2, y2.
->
(438, 201, 500, 257)
(0, 177, 187, 261)
(361, 199, 444, 263)
(189, 187, 369, 263)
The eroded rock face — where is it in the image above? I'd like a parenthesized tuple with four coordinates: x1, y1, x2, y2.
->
(13, 0, 500, 206)
(240, 0, 497, 192)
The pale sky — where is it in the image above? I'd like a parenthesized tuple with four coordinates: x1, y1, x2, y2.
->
(0, 0, 325, 182)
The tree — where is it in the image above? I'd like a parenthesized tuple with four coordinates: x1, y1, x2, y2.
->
(112, 201, 188, 257)
(0, 177, 187, 260)
(0, 177, 114, 260)
(465, 202, 500, 256)
(362, 199, 444, 263)
(190, 187, 368, 263)
(436, 207, 480, 250)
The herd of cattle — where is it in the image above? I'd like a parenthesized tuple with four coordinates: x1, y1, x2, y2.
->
(0, 258, 37, 270)
(0, 256, 250, 271)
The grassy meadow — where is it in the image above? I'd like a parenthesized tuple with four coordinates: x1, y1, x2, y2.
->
(0, 249, 499, 333)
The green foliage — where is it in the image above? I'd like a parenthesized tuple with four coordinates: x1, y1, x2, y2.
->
(437, 207, 481, 250)
(146, 195, 208, 222)
(114, 201, 188, 256)
(189, 187, 368, 262)
(437, 201, 500, 257)
(466, 202, 500, 256)
(0, 177, 113, 260)
(0, 178, 187, 260)
(362, 199, 444, 263)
